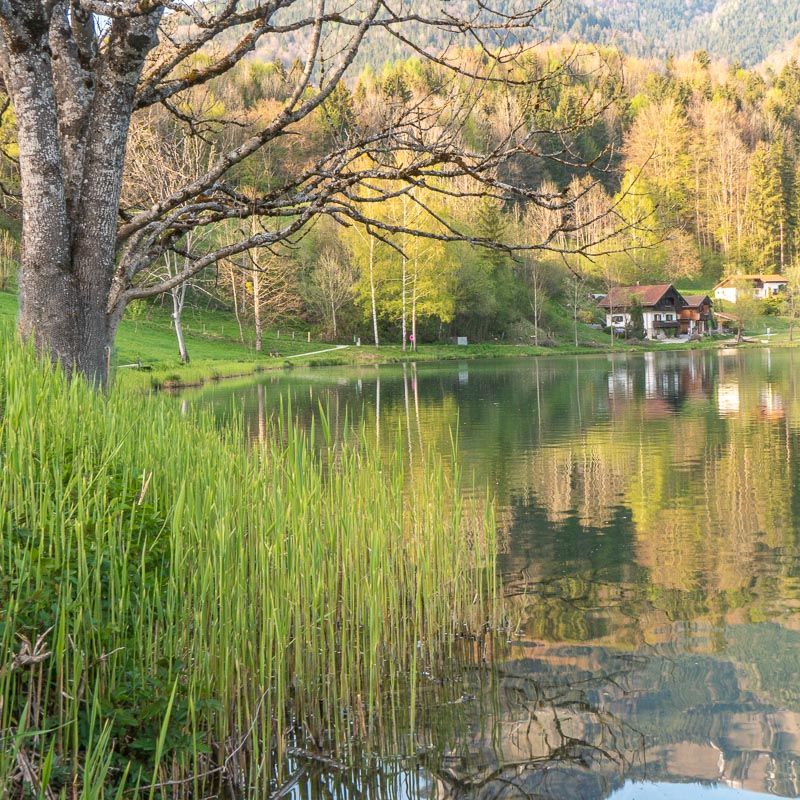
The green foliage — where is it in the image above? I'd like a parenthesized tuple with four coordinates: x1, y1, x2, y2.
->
(12, 18, 800, 351)
(728, 276, 765, 338)
(321, 81, 357, 141)
(475, 198, 508, 272)
(745, 140, 790, 272)
(626, 298, 646, 339)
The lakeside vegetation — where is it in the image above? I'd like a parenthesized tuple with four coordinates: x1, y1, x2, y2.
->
(114, 44, 800, 347)
(5, 290, 796, 395)
(0, 337, 496, 797)
(7, 40, 800, 363)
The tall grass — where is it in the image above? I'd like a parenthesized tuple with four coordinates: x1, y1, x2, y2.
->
(0, 339, 496, 797)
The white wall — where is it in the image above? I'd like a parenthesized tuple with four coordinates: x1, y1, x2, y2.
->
(715, 282, 786, 302)
(715, 287, 737, 303)
(606, 310, 677, 338)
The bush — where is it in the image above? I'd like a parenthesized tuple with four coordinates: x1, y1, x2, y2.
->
(762, 295, 784, 316)
(505, 318, 539, 343)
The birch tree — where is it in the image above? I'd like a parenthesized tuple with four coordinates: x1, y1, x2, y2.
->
(345, 224, 383, 346)
(124, 114, 217, 362)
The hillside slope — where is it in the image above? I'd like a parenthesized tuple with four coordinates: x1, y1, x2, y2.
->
(246, 0, 800, 68)
(545, 0, 800, 65)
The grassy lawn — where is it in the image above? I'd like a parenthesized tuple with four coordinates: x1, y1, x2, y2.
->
(0, 291, 331, 389)
(0, 291, 620, 388)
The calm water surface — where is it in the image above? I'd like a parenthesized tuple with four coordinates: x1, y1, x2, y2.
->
(182, 349, 800, 799)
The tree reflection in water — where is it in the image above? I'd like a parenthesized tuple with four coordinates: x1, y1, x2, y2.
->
(427, 651, 644, 800)
(274, 649, 642, 800)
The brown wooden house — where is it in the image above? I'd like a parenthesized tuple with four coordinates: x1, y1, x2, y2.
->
(679, 295, 714, 335)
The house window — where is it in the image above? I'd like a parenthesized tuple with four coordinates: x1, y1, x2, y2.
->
(654, 314, 662, 321)
(611, 315, 625, 324)
(666, 314, 673, 321)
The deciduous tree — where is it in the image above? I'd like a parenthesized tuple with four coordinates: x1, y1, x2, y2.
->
(0, 1, 622, 386)
(302, 249, 356, 340)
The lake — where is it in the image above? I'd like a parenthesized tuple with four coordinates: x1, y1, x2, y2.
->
(181, 348, 800, 799)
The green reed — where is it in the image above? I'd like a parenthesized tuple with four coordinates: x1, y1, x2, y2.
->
(0, 339, 496, 798)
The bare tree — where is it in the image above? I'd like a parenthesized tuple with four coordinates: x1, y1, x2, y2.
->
(564, 267, 585, 348)
(159, 246, 212, 363)
(0, 1, 632, 386)
(125, 116, 218, 362)
(303, 249, 356, 340)
(526, 257, 547, 346)
(250, 252, 301, 352)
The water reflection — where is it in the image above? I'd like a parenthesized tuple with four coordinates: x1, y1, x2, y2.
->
(181, 349, 800, 799)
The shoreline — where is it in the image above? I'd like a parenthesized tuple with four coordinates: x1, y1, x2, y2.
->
(124, 334, 787, 392)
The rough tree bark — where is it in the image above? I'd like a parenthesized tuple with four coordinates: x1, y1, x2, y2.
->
(2, 4, 161, 384)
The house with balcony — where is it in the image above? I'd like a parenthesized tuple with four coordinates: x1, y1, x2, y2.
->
(679, 294, 714, 335)
(598, 284, 694, 340)
(713, 274, 787, 303)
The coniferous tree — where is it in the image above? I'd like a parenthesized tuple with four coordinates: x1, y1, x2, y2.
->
(746, 141, 786, 272)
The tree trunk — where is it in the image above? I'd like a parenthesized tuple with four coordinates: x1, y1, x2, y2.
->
(231, 271, 245, 343)
(532, 262, 539, 347)
(401, 256, 407, 351)
(573, 277, 579, 348)
(609, 292, 615, 348)
(254, 269, 263, 352)
(5, 8, 159, 388)
(411, 266, 417, 351)
(172, 286, 190, 364)
(10, 42, 89, 376)
(369, 237, 379, 346)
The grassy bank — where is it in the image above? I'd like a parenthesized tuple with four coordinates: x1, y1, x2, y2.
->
(0, 292, 330, 391)
(0, 340, 496, 797)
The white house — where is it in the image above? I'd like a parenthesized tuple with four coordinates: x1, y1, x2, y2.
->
(598, 284, 688, 340)
(713, 274, 787, 303)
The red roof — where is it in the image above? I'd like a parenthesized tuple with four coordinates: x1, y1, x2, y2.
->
(598, 284, 677, 309)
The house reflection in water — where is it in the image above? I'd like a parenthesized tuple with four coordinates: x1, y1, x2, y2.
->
(717, 383, 741, 416)
(606, 352, 714, 417)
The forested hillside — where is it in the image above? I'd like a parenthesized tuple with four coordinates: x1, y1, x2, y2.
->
(248, 0, 800, 68)
(542, 0, 800, 66)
